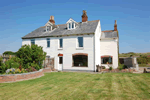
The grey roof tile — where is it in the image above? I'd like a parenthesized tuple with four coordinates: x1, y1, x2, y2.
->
(101, 31, 118, 39)
(22, 20, 99, 39)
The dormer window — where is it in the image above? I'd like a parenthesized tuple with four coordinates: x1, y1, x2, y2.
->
(46, 26, 52, 32)
(66, 18, 77, 30)
(72, 22, 74, 28)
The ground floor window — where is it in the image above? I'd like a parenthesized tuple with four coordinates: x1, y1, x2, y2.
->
(101, 56, 113, 64)
(72, 53, 88, 67)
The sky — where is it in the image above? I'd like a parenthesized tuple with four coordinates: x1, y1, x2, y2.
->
(0, 0, 150, 54)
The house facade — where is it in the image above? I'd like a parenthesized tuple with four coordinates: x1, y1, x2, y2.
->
(22, 10, 119, 71)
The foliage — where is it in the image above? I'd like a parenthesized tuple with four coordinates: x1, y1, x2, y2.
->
(0, 63, 6, 73)
(118, 63, 128, 70)
(0, 57, 22, 74)
(103, 66, 106, 69)
(16, 44, 46, 70)
(109, 66, 112, 70)
(118, 63, 123, 70)
(3, 51, 16, 55)
(137, 55, 149, 64)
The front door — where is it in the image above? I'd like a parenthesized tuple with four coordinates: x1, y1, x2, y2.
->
(58, 56, 63, 71)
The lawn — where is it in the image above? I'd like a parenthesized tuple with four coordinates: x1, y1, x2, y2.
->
(0, 72, 150, 100)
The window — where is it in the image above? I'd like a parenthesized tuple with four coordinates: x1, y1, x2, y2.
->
(72, 22, 74, 28)
(46, 26, 52, 31)
(78, 37, 83, 47)
(47, 38, 50, 47)
(69, 23, 71, 29)
(31, 39, 35, 45)
(101, 56, 113, 64)
(59, 38, 63, 48)
(72, 53, 88, 67)
(68, 22, 75, 29)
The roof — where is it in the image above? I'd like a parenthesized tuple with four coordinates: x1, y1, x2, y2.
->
(22, 20, 99, 39)
(101, 30, 118, 39)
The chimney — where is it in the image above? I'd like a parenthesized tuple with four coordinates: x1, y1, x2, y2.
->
(82, 10, 88, 22)
(114, 20, 117, 31)
(49, 16, 55, 24)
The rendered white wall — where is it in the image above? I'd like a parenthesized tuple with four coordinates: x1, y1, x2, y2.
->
(94, 20, 101, 71)
(22, 34, 94, 71)
(100, 38, 118, 69)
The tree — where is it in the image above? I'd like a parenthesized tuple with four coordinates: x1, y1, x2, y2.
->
(3, 51, 16, 55)
(16, 44, 46, 69)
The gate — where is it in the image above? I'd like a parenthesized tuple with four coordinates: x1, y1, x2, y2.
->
(43, 57, 55, 70)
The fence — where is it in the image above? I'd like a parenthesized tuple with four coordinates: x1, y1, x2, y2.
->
(43, 57, 55, 70)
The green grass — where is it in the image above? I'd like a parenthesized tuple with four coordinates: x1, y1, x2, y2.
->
(0, 72, 150, 100)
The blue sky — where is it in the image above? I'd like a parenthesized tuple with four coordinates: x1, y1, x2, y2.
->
(0, 0, 150, 54)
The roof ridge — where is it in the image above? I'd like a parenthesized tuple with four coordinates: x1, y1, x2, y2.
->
(102, 30, 114, 32)
(57, 20, 99, 26)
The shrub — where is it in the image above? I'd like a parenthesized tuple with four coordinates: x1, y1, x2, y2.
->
(0, 63, 6, 73)
(109, 66, 112, 70)
(3, 51, 16, 55)
(16, 44, 46, 69)
(103, 66, 106, 69)
(118, 63, 123, 70)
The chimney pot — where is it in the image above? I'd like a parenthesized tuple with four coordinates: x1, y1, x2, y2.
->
(49, 15, 55, 24)
(114, 20, 117, 31)
(82, 10, 88, 22)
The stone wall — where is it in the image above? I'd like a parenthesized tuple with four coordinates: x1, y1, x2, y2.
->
(0, 69, 44, 83)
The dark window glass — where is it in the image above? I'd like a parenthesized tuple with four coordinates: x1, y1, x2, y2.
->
(78, 37, 83, 47)
(69, 23, 71, 29)
(47, 38, 50, 47)
(72, 22, 74, 28)
(59, 38, 63, 48)
(101, 56, 113, 64)
(59, 57, 63, 64)
(73, 55, 88, 67)
(31, 39, 35, 45)
(47, 26, 51, 31)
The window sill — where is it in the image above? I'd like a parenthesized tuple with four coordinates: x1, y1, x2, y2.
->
(76, 47, 84, 50)
(58, 48, 63, 50)
(72, 66, 88, 67)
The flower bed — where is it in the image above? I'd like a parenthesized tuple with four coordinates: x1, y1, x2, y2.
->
(0, 69, 44, 83)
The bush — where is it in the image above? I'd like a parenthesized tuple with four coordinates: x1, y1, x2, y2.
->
(0, 63, 6, 73)
(16, 44, 46, 70)
(118, 63, 123, 70)
(109, 66, 112, 70)
(3, 51, 16, 55)
(118, 63, 128, 70)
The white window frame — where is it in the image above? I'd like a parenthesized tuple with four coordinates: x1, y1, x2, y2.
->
(76, 36, 84, 50)
(31, 39, 35, 45)
(46, 26, 52, 32)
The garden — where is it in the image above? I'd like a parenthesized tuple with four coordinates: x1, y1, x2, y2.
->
(0, 44, 46, 75)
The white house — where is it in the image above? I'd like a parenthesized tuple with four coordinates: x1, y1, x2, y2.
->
(22, 10, 119, 72)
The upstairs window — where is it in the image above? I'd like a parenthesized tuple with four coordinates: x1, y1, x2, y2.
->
(78, 37, 83, 47)
(59, 38, 63, 48)
(72, 22, 74, 28)
(47, 38, 50, 47)
(46, 26, 52, 32)
(66, 18, 76, 30)
(31, 39, 35, 45)
(69, 23, 71, 29)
